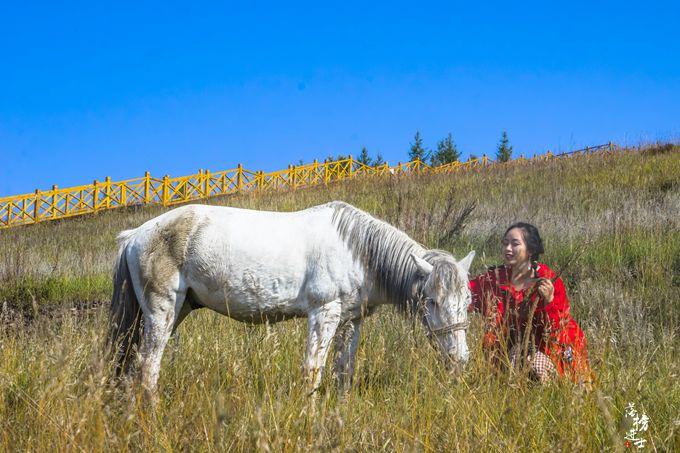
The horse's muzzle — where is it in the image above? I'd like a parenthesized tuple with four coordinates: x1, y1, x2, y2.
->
(444, 350, 469, 374)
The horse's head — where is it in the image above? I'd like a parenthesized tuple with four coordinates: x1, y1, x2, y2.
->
(411, 250, 475, 371)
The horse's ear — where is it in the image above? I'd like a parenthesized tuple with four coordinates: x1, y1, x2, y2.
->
(411, 254, 433, 276)
(458, 250, 475, 273)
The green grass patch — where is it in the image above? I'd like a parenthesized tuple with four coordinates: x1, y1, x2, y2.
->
(0, 274, 110, 310)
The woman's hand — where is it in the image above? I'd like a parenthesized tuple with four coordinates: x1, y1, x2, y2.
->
(536, 278, 554, 303)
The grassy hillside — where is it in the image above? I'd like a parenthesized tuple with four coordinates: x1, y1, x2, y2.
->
(1, 144, 678, 450)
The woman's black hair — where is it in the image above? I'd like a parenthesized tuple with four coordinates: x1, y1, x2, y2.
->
(505, 222, 544, 274)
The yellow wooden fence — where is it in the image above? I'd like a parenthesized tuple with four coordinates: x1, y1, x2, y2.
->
(0, 143, 614, 229)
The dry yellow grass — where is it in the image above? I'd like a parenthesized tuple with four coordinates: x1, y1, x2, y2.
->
(1, 144, 679, 450)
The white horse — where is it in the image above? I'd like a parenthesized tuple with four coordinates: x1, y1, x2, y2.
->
(108, 201, 474, 395)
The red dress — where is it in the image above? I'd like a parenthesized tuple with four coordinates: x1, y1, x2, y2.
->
(469, 263, 590, 380)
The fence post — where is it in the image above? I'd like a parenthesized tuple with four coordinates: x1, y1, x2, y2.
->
(105, 177, 111, 209)
(348, 155, 354, 178)
(144, 171, 151, 204)
(52, 185, 58, 218)
(121, 181, 127, 206)
(237, 164, 243, 192)
(7, 200, 14, 227)
(34, 189, 40, 223)
(255, 170, 262, 192)
(324, 161, 329, 185)
(204, 169, 211, 198)
(415, 157, 421, 172)
(162, 175, 169, 206)
(219, 173, 226, 194)
(290, 165, 296, 189)
(93, 180, 99, 212)
(313, 159, 318, 184)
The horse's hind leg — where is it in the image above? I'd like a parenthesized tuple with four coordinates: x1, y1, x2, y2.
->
(168, 302, 193, 366)
(333, 318, 363, 395)
(138, 289, 185, 398)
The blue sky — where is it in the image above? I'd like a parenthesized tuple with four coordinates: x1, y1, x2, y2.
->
(1, 1, 678, 196)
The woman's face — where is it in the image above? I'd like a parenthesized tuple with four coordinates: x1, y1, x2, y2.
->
(502, 227, 530, 268)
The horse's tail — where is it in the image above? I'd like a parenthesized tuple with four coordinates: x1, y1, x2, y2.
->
(107, 229, 142, 377)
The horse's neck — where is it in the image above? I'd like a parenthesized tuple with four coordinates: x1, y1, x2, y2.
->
(380, 265, 422, 312)
(331, 203, 423, 309)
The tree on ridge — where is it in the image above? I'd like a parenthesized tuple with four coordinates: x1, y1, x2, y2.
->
(408, 131, 429, 162)
(358, 147, 373, 166)
(496, 131, 513, 162)
(431, 133, 460, 166)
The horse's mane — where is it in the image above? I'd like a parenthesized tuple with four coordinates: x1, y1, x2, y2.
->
(330, 201, 427, 312)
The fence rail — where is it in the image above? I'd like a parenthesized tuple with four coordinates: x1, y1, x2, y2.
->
(0, 143, 615, 229)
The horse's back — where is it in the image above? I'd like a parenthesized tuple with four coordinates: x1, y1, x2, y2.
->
(132, 203, 356, 320)
(130, 203, 338, 247)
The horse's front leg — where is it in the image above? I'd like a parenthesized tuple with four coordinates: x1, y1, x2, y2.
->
(333, 317, 363, 395)
(304, 301, 342, 394)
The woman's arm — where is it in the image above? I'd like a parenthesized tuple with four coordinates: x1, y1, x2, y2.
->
(542, 277, 590, 379)
(468, 276, 483, 312)
(469, 273, 503, 350)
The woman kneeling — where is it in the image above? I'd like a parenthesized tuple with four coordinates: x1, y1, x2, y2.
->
(469, 222, 590, 384)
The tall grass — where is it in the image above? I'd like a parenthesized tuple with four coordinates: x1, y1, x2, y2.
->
(1, 145, 679, 450)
